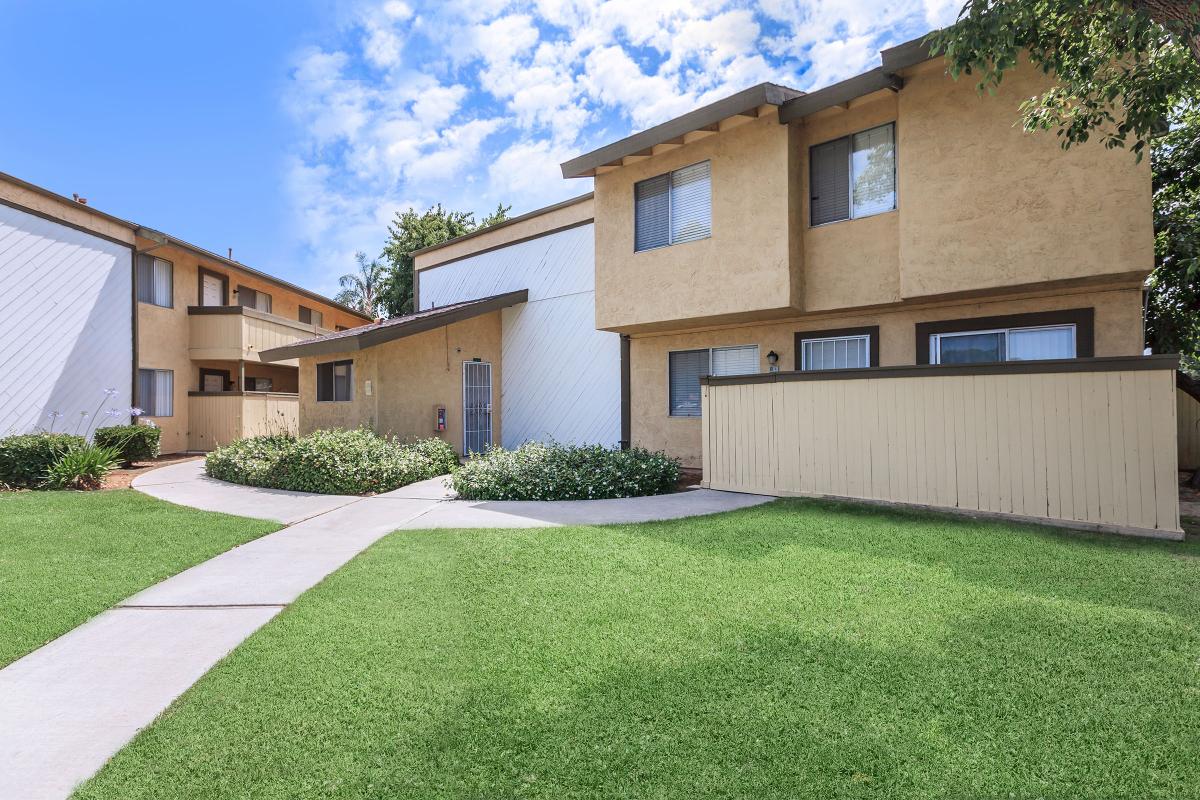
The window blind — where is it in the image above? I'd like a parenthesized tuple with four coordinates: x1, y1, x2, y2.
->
(711, 345, 758, 376)
(317, 360, 352, 401)
(668, 349, 710, 417)
(810, 137, 850, 225)
(136, 255, 173, 307)
(635, 173, 670, 251)
(669, 161, 712, 244)
(238, 286, 272, 314)
(851, 124, 896, 218)
(137, 369, 173, 416)
(1007, 326, 1075, 361)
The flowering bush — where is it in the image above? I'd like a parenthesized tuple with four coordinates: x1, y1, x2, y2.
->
(449, 442, 680, 501)
(94, 425, 161, 467)
(0, 433, 86, 489)
(205, 429, 458, 495)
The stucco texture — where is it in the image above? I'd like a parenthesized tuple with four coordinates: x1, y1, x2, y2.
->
(631, 286, 1145, 467)
(297, 312, 503, 455)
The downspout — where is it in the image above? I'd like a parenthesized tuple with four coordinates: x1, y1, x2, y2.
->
(620, 334, 631, 449)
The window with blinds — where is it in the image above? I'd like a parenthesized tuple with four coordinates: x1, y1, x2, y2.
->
(136, 255, 173, 308)
(634, 161, 712, 252)
(317, 360, 353, 402)
(711, 345, 759, 376)
(137, 369, 174, 417)
(931, 324, 1076, 365)
(668, 349, 710, 417)
(801, 335, 870, 370)
(810, 122, 896, 225)
(299, 305, 324, 328)
(237, 285, 272, 314)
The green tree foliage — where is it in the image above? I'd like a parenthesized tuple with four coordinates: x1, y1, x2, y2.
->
(929, 1, 1200, 160)
(1148, 102, 1200, 374)
(334, 251, 387, 318)
(378, 202, 511, 317)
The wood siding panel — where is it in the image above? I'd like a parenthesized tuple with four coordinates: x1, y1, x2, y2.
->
(188, 393, 299, 451)
(702, 365, 1182, 536)
(1179, 388, 1200, 471)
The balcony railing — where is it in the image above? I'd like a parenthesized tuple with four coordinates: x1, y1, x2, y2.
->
(188, 306, 331, 366)
(186, 391, 299, 451)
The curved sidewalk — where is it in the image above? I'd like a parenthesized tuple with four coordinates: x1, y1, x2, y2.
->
(2, 460, 773, 799)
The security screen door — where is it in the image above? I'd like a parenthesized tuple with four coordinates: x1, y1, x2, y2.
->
(462, 361, 492, 455)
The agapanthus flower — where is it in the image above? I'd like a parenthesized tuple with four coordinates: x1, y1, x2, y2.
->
(105, 408, 124, 419)
(47, 411, 63, 419)
(104, 388, 119, 397)
(128, 407, 144, 417)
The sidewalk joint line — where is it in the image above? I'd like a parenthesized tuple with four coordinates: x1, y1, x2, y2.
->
(115, 603, 288, 610)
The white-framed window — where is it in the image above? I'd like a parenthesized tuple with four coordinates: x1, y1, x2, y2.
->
(635, 161, 712, 252)
(316, 359, 353, 402)
(668, 345, 758, 417)
(810, 122, 896, 226)
(136, 255, 173, 308)
(801, 335, 871, 370)
(137, 368, 174, 417)
(930, 324, 1076, 365)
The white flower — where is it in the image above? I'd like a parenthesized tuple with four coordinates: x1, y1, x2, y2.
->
(104, 388, 119, 398)
(128, 407, 144, 417)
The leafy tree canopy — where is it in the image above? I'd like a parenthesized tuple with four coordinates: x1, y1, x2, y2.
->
(929, 0, 1200, 160)
(334, 251, 387, 319)
(378, 202, 511, 317)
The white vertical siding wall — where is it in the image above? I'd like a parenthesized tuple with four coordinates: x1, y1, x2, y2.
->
(418, 223, 621, 448)
(0, 204, 132, 437)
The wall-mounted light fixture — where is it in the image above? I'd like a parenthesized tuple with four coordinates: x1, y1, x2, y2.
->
(766, 350, 780, 373)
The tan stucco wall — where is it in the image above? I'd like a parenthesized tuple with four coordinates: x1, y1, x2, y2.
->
(0, 176, 136, 245)
(593, 108, 799, 331)
(415, 195, 594, 272)
(137, 238, 367, 452)
(631, 285, 1144, 467)
(591, 58, 1153, 333)
(297, 312, 503, 455)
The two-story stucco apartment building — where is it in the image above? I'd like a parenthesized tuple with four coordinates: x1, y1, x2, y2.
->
(264, 35, 1196, 537)
(0, 171, 371, 453)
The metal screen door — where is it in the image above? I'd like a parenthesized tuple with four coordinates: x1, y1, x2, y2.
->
(462, 361, 493, 455)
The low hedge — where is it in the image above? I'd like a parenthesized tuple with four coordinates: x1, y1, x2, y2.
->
(449, 442, 680, 501)
(94, 424, 161, 467)
(0, 433, 86, 489)
(205, 429, 459, 495)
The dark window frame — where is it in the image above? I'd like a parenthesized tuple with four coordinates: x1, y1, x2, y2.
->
(136, 254, 174, 308)
(236, 284, 272, 314)
(137, 368, 175, 417)
(198, 368, 231, 392)
(794, 326, 881, 370)
(915, 308, 1094, 365)
(316, 359, 353, 402)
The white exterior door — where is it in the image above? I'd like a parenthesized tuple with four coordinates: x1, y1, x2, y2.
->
(201, 274, 223, 306)
(462, 361, 492, 455)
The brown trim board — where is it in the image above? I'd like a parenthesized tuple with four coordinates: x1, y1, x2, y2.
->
(915, 308, 1094, 364)
(187, 304, 326, 335)
(701, 355, 1179, 386)
(1179, 370, 1200, 403)
(620, 334, 631, 449)
(794, 326, 880, 370)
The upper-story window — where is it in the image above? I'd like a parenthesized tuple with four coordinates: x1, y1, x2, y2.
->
(236, 285, 272, 314)
(298, 305, 323, 328)
(810, 122, 896, 226)
(136, 255, 173, 308)
(634, 161, 712, 252)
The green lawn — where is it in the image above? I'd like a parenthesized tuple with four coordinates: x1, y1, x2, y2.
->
(0, 490, 278, 667)
(76, 500, 1200, 800)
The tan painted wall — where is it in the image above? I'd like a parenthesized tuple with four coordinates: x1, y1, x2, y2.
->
(415, 195, 594, 272)
(701, 363, 1181, 536)
(137, 238, 367, 452)
(631, 285, 1144, 467)
(298, 312, 503, 455)
(0, 176, 136, 245)
(591, 58, 1152, 333)
(1179, 388, 1200, 472)
(593, 108, 800, 331)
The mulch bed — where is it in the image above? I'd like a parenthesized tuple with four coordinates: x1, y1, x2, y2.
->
(101, 454, 203, 491)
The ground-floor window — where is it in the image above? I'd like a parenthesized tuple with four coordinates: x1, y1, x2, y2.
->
(316, 360, 353, 402)
(794, 326, 879, 371)
(930, 324, 1076, 365)
(137, 369, 174, 417)
(668, 345, 759, 416)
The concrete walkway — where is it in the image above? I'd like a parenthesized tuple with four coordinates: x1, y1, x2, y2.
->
(0, 460, 771, 799)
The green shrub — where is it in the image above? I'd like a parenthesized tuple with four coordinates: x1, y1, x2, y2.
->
(44, 444, 122, 490)
(205, 429, 458, 495)
(94, 424, 161, 467)
(449, 442, 680, 501)
(0, 433, 86, 489)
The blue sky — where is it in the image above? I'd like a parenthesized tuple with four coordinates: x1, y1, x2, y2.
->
(1, 0, 956, 297)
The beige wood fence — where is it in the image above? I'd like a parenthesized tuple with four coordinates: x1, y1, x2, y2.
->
(1180, 384, 1200, 471)
(187, 392, 299, 451)
(701, 356, 1182, 537)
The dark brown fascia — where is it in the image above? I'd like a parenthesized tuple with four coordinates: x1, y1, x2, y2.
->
(700, 355, 1180, 386)
(777, 32, 937, 125)
(1178, 370, 1200, 403)
(560, 83, 803, 178)
(259, 289, 529, 362)
(187, 304, 327, 336)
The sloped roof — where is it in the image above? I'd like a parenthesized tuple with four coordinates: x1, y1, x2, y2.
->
(259, 289, 528, 361)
